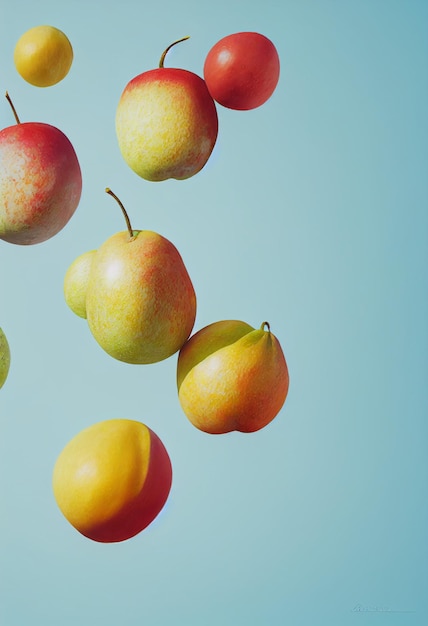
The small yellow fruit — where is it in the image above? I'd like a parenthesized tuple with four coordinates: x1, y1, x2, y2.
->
(14, 25, 73, 87)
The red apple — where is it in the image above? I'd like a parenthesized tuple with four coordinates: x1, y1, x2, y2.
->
(203, 32, 280, 110)
(116, 37, 218, 182)
(0, 93, 82, 245)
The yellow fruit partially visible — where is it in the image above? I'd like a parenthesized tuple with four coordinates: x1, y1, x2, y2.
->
(0, 328, 11, 389)
(64, 250, 97, 319)
(14, 25, 73, 87)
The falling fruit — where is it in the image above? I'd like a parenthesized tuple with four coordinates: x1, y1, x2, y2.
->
(52, 418, 173, 543)
(203, 32, 280, 110)
(71, 189, 197, 364)
(14, 25, 73, 87)
(177, 320, 289, 433)
(116, 37, 218, 181)
(0, 92, 82, 245)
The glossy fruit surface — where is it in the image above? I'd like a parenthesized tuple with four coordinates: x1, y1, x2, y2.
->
(14, 25, 73, 87)
(52, 419, 172, 543)
(177, 320, 289, 433)
(203, 32, 280, 110)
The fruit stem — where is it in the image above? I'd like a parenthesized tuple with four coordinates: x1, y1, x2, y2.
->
(5, 92, 21, 124)
(159, 36, 190, 68)
(105, 188, 135, 239)
(261, 321, 271, 332)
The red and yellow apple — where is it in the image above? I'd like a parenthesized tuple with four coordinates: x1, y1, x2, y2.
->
(0, 93, 82, 245)
(52, 418, 172, 543)
(177, 320, 289, 434)
(116, 37, 218, 181)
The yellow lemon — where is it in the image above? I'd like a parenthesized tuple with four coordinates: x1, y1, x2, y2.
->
(52, 419, 173, 543)
(14, 25, 73, 87)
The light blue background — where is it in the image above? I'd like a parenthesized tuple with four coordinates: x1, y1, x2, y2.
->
(1, 1, 427, 624)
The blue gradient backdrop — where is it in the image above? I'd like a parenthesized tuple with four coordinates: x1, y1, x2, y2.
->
(1, 1, 427, 624)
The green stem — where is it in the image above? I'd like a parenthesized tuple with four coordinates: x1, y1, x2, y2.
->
(105, 188, 134, 239)
(159, 36, 190, 68)
(5, 92, 21, 124)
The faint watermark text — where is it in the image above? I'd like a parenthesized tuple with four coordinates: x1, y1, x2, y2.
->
(352, 603, 415, 613)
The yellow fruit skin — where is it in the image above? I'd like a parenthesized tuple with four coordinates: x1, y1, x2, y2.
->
(177, 321, 289, 434)
(116, 69, 218, 181)
(64, 250, 96, 319)
(0, 328, 11, 389)
(52, 419, 172, 543)
(86, 230, 196, 364)
(14, 25, 73, 87)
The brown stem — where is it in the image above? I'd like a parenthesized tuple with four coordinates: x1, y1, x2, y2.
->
(261, 321, 271, 333)
(5, 92, 21, 124)
(105, 188, 134, 239)
(159, 36, 190, 68)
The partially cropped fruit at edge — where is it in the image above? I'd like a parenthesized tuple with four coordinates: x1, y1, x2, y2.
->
(0, 93, 82, 245)
(64, 250, 96, 319)
(116, 37, 218, 181)
(85, 189, 196, 364)
(203, 32, 280, 110)
(177, 320, 289, 434)
(14, 25, 73, 87)
(0, 328, 11, 389)
(52, 419, 172, 543)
